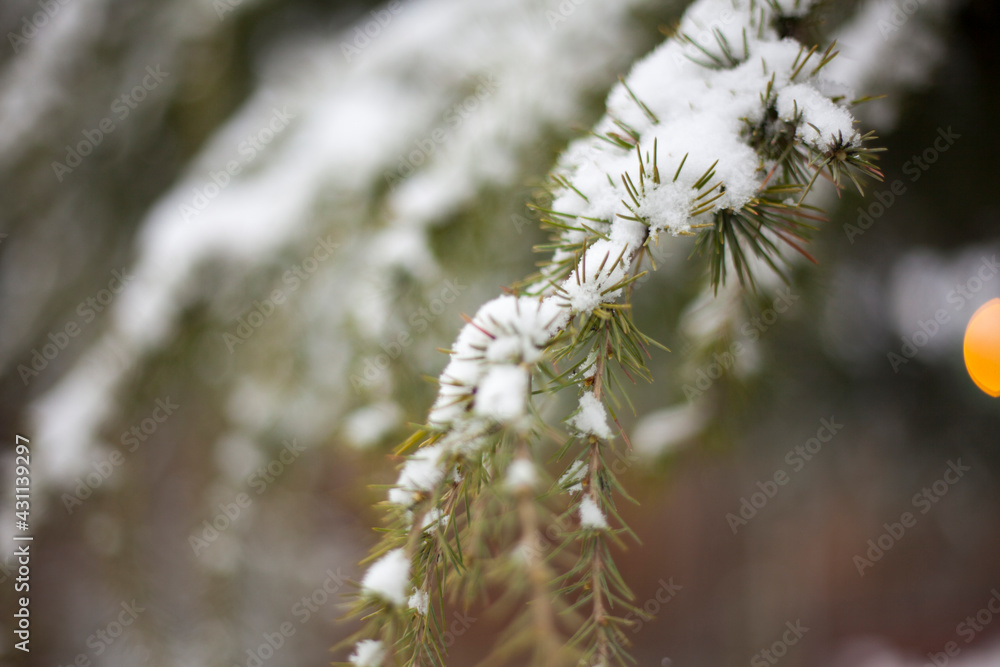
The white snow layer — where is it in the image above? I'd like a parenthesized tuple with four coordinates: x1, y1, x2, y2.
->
(570, 392, 613, 440)
(349, 639, 386, 667)
(558, 460, 587, 493)
(579, 497, 608, 530)
(361, 548, 410, 606)
(476, 365, 530, 422)
(429, 295, 567, 427)
(387, 444, 448, 506)
(545, 0, 857, 251)
(776, 83, 857, 149)
(408, 589, 429, 615)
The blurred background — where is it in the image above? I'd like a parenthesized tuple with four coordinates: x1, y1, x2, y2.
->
(0, 0, 998, 665)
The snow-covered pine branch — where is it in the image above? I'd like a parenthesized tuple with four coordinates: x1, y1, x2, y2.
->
(347, 1, 883, 665)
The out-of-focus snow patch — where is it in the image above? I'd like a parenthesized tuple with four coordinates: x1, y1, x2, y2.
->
(213, 433, 265, 483)
(343, 401, 403, 450)
(826, 0, 953, 131)
(26, 0, 653, 503)
(505, 458, 538, 493)
(631, 403, 706, 458)
(886, 245, 1000, 362)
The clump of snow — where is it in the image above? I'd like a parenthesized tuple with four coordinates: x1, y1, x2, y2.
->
(475, 365, 529, 422)
(438, 419, 492, 457)
(776, 83, 857, 150)
(430, 295, 567, 428)
(408, 589, 429, 615)
(430, 357, 480, 426)
(581, 349, 600, 380)
(361, 549, 410, 607)
(569, 392, 613, 440)
(505, 459, 538, 493)
(579, 497, 608, 530)
(609, 217, 648, 249)
(638, 182, 697, 236)
(558, 240, 631, 316)
(421, 507, 449, 532)
(558, 460, 587, 494)
(350, 639, 386, 667)
(387, 444, 447, 506)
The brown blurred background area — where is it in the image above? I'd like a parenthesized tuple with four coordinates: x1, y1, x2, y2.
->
(1, 0, 999, 666)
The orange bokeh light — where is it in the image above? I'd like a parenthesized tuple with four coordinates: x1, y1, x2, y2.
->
(964, 298, 1000, 397)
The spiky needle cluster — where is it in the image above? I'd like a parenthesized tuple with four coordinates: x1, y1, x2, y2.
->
(340, 1, 882, 665)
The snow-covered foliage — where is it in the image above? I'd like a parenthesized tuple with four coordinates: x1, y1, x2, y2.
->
(387, 444, 448, 507)
(558, 459, 587, 494)
(0, 0, 963, 663)
(355, 1, 887, 664)
(672, 0, 955, 410)
(380, 0, 878, 517)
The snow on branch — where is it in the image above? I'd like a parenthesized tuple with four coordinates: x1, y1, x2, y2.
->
(351, 1, 884, 664)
